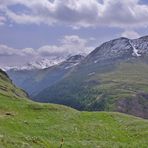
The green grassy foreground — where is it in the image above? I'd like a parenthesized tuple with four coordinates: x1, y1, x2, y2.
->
(0, 69, 148, 147)
(0, 95, 148, 148)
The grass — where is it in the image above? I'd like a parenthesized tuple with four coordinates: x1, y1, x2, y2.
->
(0, 95, 148, 148)
(0, 70, 27, 99)
(96, 60, 148, 93)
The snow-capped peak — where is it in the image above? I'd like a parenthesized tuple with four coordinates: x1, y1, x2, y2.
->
(26, 58, 65, 69)
(4, 57, 65, 71)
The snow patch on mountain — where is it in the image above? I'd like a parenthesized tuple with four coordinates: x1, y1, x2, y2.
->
(129, 40, 141, 57)
(132, 36, 148, 55)
(88, 72, 95, 76)
(132, 46, 141, 57)
(64, 55, 85, 69)
(94, 60, 98, 63)
(64, 63, 79, 70)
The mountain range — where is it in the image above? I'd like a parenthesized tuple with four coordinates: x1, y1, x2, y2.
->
(6, 36, 148, 118)
(3, 57, 65, 71)
(7, 55, 84, 97)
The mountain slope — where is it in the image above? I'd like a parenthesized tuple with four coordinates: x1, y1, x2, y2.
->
(35, 36, 148, 118)
(7, 55, 84, 97)
(0, 69, 148, 147)
(0, 69, 28, 99)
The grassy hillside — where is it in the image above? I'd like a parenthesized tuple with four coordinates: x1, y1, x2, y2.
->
(0, 95, 148, 148)
(36, 58, 148, 118)
(0, 69, 27, 99)
(0, 69, 148, 148)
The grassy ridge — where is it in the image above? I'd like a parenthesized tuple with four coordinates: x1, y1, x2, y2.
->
(0, 70, 27, 99)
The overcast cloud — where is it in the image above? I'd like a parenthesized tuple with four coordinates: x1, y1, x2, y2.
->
(0, 35, 93, 67)
(0, 0, 148, 28)
(0, 0, 148, 67)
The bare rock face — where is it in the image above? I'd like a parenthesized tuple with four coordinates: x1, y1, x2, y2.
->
(117, 93, 148, 119)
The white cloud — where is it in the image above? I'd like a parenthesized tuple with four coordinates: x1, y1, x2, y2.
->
(0, 16, 6, 26)
(0, 44, 22, 56)
(0, 35, 93, 66)
(0, 0, 148, 29)
(121, 30, 140, 39)
(22, 48, 37, 56)
(38, 35, 93, 56)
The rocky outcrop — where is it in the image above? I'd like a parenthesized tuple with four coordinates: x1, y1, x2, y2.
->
(117, 93, 148, 119)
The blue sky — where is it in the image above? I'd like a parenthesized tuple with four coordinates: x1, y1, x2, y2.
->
(0, 0, 148, 67)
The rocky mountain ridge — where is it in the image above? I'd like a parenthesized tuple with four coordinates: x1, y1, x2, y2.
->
(83, 36, 148, 65)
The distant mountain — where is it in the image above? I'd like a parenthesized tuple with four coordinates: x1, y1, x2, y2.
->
(6, 55, 85, 97)
(35, 36, 148, 118)
(4, 57, 65, 71)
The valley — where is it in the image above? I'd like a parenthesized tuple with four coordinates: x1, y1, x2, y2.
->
(6, 36, 148, 118)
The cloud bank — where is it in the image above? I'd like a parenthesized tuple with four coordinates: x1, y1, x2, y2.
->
(0, 35, 93, 67)
(121, 30, 140, 39)
(0, 0, 148, 28)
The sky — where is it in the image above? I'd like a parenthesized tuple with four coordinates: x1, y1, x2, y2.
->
(0, 0, 148, 67)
